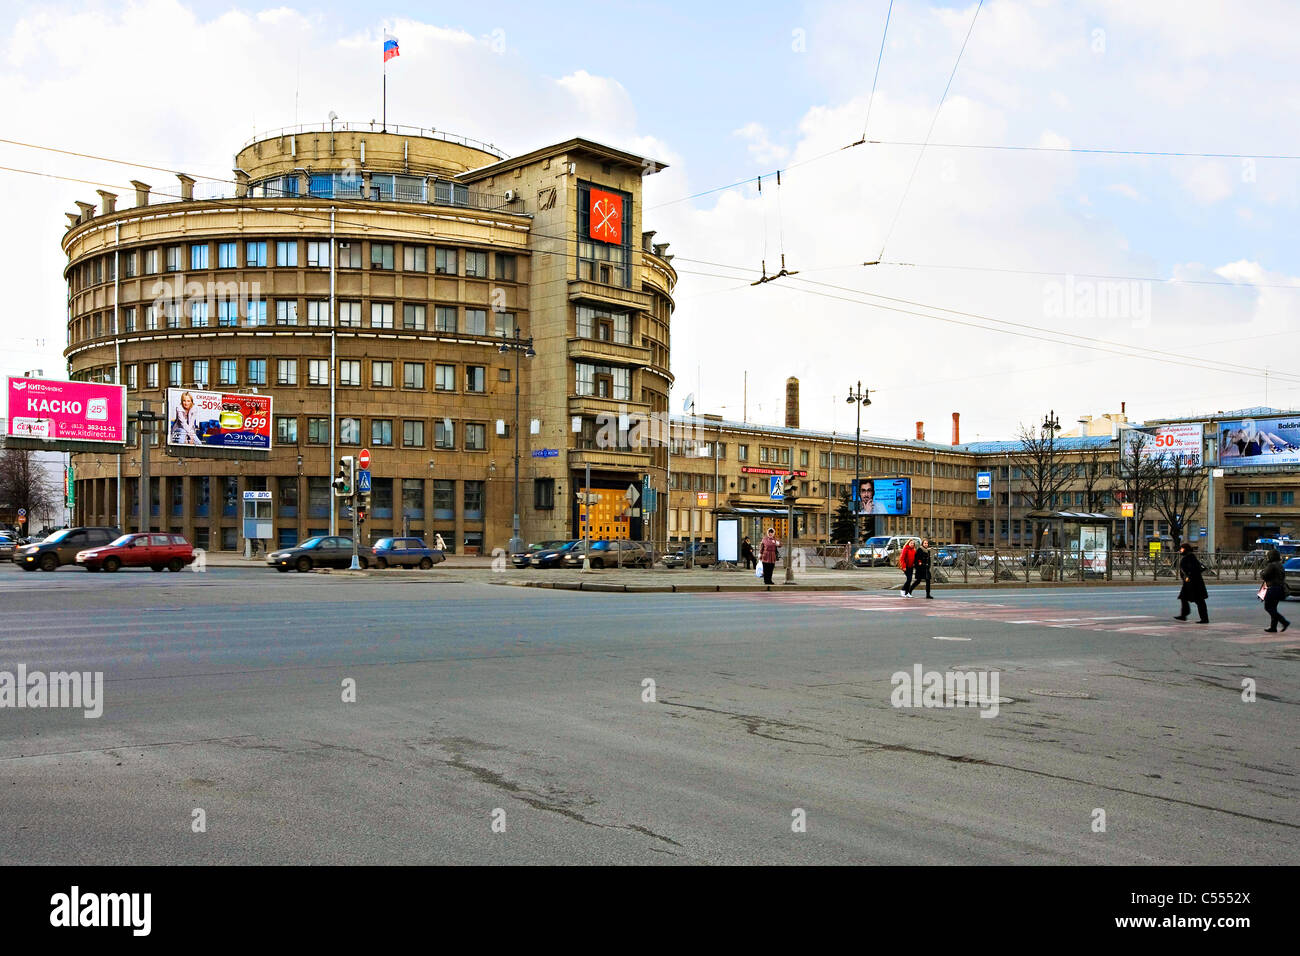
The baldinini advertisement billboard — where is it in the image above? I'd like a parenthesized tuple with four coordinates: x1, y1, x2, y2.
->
(166, 388, 272, 451)
(1216, 415, 1300, 468)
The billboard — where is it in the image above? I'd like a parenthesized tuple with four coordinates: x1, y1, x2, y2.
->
(6, 377, 126, 444)
(1119, 423, 1203, 470)
(166, 388, 272, 451)
(1217, 415, 1300, 468)
(854, 477, 912, 516)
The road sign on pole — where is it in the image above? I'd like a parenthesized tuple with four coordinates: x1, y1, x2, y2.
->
(357, 470, 372, 493)
(358, 449, 371, 470)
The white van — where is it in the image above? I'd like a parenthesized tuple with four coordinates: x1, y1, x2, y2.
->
(854, 535, 922, 568)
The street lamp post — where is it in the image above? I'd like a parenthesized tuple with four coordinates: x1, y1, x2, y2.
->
(499, 329, 535, 554)
(846, 383, 871, 547)
(1040, 409, 1061, 556)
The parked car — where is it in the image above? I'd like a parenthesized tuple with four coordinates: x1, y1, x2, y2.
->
(853, 535, 922, 568)
(0, 532, 19, 561)
(372, 537, 445, 569)
(1284, 557, 1300, 599)
(76, 533, 196, 572)
(266, 536, 375, 572)
(13, 526, 121, 571)
(935, 544, 978, 567)
(512, 539, 572, 569)
(663, 541, 717, 568)
(562, 539, 652, 569)
(528, 540, 582, 569)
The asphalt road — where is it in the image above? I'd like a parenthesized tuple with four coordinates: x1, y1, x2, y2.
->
(1, 563, 1296, 864)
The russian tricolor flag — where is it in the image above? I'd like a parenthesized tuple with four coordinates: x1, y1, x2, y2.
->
(383, 32, 399, 63)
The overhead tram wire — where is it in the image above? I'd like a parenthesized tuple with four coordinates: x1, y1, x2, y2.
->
(871, 0, 984, 265)
(845, 0, 895, 149)
(866, 259, 1300, 291)
(861, 140, 1300, 161)
(751, 170, 800, 285)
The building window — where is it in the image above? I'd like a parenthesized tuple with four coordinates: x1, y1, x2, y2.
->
(144, 362, 159, 388)
(337, 242, 362, 269)
(403, 362, 425, 389)
(190, 301, 209, 328)
(402, 479, 424, 520)
(167, 361, 182, 387)
(465, 423, 487, 450)
(126, 365, 138, 389)
(494, 312, 516, 337)
(371, 360, 393, 388)
(217, 300, 237, 326)
(165, 245, 183, 272)
(435, 364, 455, 391)
(123, 251, 137, 278)
(370, 302, 394, 329)
(275, 300, 298, 325)
(464, 251, 488, 278)
(403, 245, 426, 271)
(498, 368, 510, 382)
(435, 306, 456, 333)
(403, 420, 425, 447)
(245, 241, 267, 267)
(465, 309, 487, 335)
(218, 359, 237, 386)
(192, 360, 208, 387)
(306, 241, 330, 268)
(246, 300, 267, 326)
(433, 480, 454, 519)
(163, 303, 180, 329)
(124, 306, 136, 332)
(308, 359, 329, 386)
(339, 417, 360, 445)
(372, 419, 393, 447)
(402, 304, 426, 330)
(306, 301, 330, 326)
(534, 478, 554, 510)
(434, 247, 458, 275)
(216, 241, 237, 268)
(275, 241, 298, 267)
(277, 416, 298, 444)
(338, 301, 361, 328)
(339, 360, 361, 387)
(307, 417, 329, 444)
(190, 244, 209, 270)
(277, 358, 297, 386)
(370, 243, 395, 270)
(464, 481, 484, 520)
(435, 420, 455, 449)
(247, 359, 267, 386)
(465, 366, 486, 392)
(495, 254, 517, 281)
(144, 249, 159, 274)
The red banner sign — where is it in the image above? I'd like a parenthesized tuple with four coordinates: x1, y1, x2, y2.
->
(741, 467, 808, 477)
(589, 188, 623, 244)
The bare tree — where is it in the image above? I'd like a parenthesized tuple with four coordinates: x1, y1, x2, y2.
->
(0, 448, 58, 533)
(1148, 453, 1206, 552)
(1080, 443, 1117, 513)
(1109, 432, 1165, 579)
(1010, 422, 1074, 551)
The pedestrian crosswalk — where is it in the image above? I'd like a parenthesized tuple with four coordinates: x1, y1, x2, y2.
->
(713, 591, 1298, 646)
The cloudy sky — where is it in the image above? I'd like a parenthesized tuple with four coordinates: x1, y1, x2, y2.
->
(3, 0, 1298, 442)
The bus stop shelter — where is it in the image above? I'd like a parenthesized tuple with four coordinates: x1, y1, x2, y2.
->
(1025, 510, 1118, 576)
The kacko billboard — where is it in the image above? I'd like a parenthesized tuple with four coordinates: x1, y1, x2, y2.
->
(5, 377, 126, 444)
(166, 388, 272, 451)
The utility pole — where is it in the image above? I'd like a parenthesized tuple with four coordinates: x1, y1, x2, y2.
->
(846, 383, 871, 547)
(499, 329, 535, 554)
(133, 399, 157, 534)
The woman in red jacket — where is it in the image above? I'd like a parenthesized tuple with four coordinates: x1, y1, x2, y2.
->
(759, 528, 780, 585)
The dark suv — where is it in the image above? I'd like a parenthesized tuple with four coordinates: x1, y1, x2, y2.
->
(14, 526, 121, 571)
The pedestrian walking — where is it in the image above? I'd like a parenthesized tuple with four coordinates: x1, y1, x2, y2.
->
(434, 533, 447, 552)
(899, 538, 917, 596)
(907, 539, 933, 598)
(759, 528, 780, 585)
(1259, 549, 1291, 633)
(741, 535, 756, 569)
(1173, 542, 1209, 624)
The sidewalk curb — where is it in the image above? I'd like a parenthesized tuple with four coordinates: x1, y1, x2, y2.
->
(490, 579, 864, 593)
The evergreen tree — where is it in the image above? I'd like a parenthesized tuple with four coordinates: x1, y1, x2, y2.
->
(831, 487, 857, 544)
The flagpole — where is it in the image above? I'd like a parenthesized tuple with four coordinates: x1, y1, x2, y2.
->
(382, 44, 387, 132)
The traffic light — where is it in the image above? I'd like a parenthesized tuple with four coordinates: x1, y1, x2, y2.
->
(357, 492, 371, 522)
(782, 474, 798, 499)
(333, 456, 355, 497)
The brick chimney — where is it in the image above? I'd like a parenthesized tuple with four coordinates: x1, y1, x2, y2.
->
(916, 421, 925, 441)
(785, 377, 800, 428)
(96, 190, 117, 215)
(130, 180, 151, 207)
(952, 412, 960, 445)
(75, 201, 96, 223)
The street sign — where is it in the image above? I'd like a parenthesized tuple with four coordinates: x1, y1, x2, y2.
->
(16, 515, 25, 525)
(357, 469, 372, 493)
(644, 487, 657, 513)
(696, 492, 709, 504)
(1199, 527, 1207, 537)
(530, 449, 558, 458)
(242, 491, 272, 500)
(358, 449, 371, 469)
(769, 476, 784, 500)
(976, 472, 991, 500)
(626, 483, 640, 505)
(17, 508, 26, 517)
(1121, 502, 1135, 517)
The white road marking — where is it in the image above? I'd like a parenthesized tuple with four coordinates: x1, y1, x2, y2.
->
(932, 636, 971, 641)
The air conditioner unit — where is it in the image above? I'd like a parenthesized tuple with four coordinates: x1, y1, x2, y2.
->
(504, 189, 517, 202)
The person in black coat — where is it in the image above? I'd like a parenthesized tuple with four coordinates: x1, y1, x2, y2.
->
(740, 536, 756, 570)
(1173, 542, 1209, 623)
(1260, 549, 1291, 633)
(908, 538, 934, 598)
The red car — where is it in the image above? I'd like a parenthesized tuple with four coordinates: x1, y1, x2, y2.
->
(76, 533, 197, 572)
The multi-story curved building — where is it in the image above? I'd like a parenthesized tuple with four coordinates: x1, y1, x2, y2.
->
(61, 122, 676, 553)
